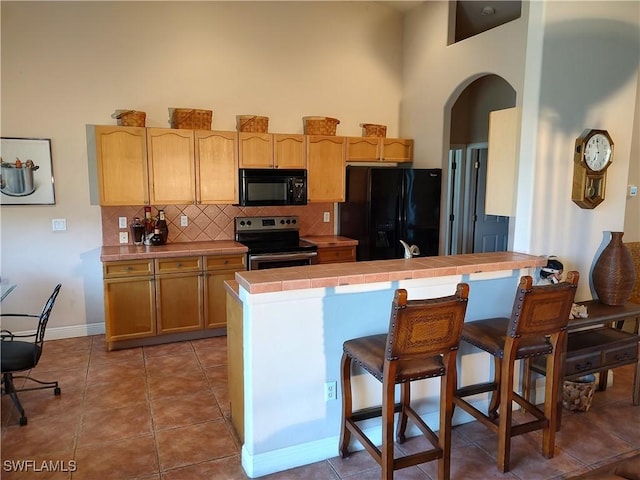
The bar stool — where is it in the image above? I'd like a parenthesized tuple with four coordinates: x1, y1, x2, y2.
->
(453, 272, 579, 473)
(339, 284, 469, 480)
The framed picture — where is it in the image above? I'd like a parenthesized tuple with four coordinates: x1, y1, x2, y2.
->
(0, 137, 55, 205)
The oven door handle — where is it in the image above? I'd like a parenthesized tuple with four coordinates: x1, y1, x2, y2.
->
(248, 251, 318, 262)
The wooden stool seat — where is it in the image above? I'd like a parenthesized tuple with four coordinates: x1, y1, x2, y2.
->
(453, 272, 579, 473)
(343, 334, 447, 382)
(461, 317, 554, 358)
(340, 285, 470, 480)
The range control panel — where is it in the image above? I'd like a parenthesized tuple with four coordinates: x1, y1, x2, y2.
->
(235, 216, 299, 232)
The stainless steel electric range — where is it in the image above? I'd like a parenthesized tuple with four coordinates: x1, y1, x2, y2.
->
(234, 216, 318, 270)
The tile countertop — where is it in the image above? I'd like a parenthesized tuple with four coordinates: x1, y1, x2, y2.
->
(100, 240, 247, 262)
(235, 251, 547, 294)
(301, 235, 358, 247)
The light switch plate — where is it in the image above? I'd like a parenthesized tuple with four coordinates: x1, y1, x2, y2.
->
(52, 219, 67, 231)
(180, 215, 188, 227)
(323, 212, 330, 223)
(118, 217, 127, 229)
(119, 232, 128, 244)
(629, 185, 638, 197)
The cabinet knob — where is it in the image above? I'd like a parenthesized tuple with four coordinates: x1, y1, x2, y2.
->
(176, 263, 183, 268)
(224, 259, 229, 265)
(125, 266, 133, 271)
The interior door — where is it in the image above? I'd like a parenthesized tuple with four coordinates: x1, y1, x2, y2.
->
(471, 148, 509, 252)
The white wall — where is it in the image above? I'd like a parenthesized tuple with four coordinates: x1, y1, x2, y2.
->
(402, 0, 639, 301)
(528, 1, 639, 301)
(0, 2, 405, 334)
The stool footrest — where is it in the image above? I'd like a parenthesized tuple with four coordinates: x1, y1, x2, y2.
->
(456, 381, 497, 398)
(351, 403, 402, 423)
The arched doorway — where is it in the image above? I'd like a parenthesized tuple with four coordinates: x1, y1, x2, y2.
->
(444, 74, 516, 254)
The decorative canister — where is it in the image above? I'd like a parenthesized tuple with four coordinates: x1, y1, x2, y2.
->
(592, 231, 636, 306)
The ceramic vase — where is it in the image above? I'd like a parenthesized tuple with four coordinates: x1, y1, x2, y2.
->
(592, 231, 636, 306)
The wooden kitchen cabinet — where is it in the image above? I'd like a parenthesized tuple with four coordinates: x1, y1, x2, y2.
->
(317, 245, 356, 264)
(196, 130, 238, 204)
(273, 134, 305, 169)
(238, 132, 272, 168)
(103, 259, 156, 347)
(382, 138, 413, 163)
(103, 253, 246, 350)
(154, 257, 204, 334)
(204, 254, 246, 329)
(93, 126, 149, 206)
(147, 128, 196, 204)
(346, 136, 413, 163)
(306, 135, 346, 202)
(239, 133, 305, 169)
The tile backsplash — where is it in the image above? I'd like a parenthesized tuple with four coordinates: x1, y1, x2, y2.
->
(102, 203, 335, 246)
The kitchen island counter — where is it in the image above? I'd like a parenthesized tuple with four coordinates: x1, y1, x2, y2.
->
(100, 240, 247, 262)
(235, 251, 545, 294)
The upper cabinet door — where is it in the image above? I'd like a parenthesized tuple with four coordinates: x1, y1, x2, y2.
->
(381, 138, 413, 163)
(196, 130, 238, 204)
(306, 135, 346, 202)
(147, 128, 195, 204)
(346, 137, 380, 162)
(94, 126, 149, 206)
(273, 134, 306, 169)
(238, 132, 273, 168)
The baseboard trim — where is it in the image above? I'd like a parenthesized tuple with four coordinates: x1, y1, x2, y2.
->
(240, 407, 480, 478)
(12, 323, 106, 341)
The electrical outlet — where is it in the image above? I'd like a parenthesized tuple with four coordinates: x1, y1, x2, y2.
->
(119, 232, 129, 244)
(323, 212, 330, 223)
(324, 381, 337, 401)
(118, 216, 127, 229)
(180, 215, 189, 227)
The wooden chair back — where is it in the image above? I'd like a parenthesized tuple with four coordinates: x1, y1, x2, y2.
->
(386, 284, 470, 362)
(507, 272, 579, 338)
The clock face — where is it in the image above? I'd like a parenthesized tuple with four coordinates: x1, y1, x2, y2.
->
(584, 133, 612, 171)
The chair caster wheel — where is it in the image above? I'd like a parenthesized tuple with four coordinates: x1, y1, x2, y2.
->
(54, 387, 61, 396)
(19, 416, 27, 426)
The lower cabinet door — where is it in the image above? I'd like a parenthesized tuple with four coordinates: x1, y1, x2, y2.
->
(155, 272, 204, 334)
(204, 270, 237, 329)
(104, 276, 156, 342)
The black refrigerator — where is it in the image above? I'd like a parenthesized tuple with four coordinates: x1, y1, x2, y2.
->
(339, 166, 441, 261)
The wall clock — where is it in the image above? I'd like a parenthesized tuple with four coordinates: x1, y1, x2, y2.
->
(571, 129, 613, 209)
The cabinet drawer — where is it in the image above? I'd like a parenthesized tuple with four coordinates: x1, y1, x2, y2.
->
(205, 254, 246, 271)
(317, 246, 356, 264)
(103, 260, 154, 278)
(565, 352, 601, 376)
(155, 256, 202, 274)
(603, 343, 638, 365)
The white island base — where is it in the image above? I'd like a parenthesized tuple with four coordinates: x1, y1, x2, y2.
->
(226, 253, 546, 478)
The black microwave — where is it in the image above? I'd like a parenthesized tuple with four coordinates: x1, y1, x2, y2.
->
(238, 169, 307, 206)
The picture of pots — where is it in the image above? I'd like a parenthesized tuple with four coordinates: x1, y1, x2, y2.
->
(1, 157, 40, 197)
(0, 137, 55, 205)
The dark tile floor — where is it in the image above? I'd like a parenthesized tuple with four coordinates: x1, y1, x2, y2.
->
(1, 334, 638, 479)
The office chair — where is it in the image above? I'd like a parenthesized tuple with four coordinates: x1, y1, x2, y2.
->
(1, 284, 62, 426)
